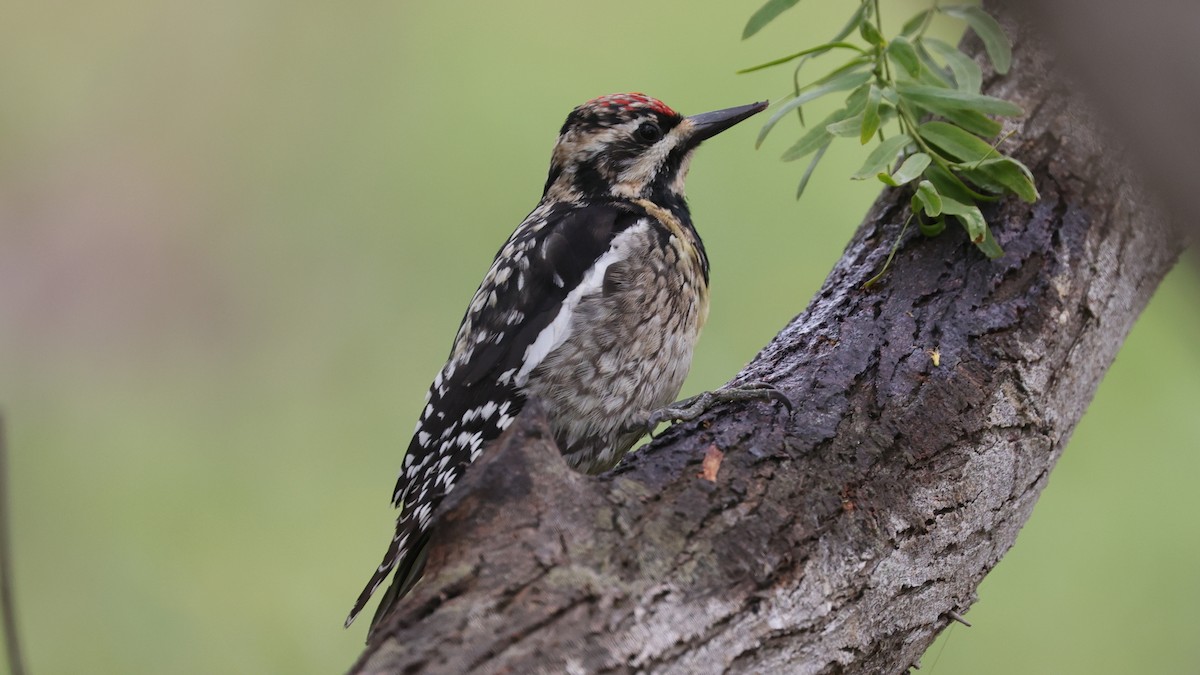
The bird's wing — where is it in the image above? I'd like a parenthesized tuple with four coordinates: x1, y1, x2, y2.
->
(397, 200, 648, 505)
(346, 200, 649, 628)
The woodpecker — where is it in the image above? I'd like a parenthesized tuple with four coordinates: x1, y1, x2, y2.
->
(347, 93, 780, 633)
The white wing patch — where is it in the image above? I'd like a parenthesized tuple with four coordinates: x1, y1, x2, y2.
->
(514, 220, 649, 386)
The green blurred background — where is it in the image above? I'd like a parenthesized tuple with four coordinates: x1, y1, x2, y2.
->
(1, 2, 1197, 673)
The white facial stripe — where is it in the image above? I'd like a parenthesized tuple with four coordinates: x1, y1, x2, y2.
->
(614, 121, 690, 198)
(515, 221, 650, 385)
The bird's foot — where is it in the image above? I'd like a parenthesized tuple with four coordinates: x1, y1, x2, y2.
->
(635, 381, 793, 437)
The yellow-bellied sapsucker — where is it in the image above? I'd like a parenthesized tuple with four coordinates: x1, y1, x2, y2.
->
(347, 93, 780, 632)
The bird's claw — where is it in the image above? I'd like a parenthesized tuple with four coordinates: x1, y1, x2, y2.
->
(632, 381, 793, 436)
(725, 381, 794, 414)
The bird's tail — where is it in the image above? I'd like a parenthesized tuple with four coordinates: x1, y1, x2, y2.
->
(366, 530, 432, 635)
(345, 511, 426, 630)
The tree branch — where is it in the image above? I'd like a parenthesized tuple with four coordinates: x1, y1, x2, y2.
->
(349, 7, 1185, 674)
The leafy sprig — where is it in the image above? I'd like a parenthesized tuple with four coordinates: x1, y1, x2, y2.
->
(741, 0, 1037, 263)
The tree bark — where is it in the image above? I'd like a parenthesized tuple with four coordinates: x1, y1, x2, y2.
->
(349, 8, 1185, 675)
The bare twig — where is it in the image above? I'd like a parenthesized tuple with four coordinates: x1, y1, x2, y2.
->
(0, 414, 26, 675)
(945, 610, 972, 628)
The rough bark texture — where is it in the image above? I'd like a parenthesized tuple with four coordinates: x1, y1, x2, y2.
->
(349, 9, 1184, 675)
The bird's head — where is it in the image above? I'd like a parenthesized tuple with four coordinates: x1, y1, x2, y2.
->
(543, 93, 767, 203)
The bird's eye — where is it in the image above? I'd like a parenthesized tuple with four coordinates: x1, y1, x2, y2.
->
(635, 122, 663, 143)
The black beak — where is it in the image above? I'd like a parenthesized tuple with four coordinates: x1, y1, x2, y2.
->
(686, 100, 769, 143)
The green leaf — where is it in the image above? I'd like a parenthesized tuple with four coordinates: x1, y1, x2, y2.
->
(914, 179, 943, 216)
(744, 0, 803, 39)
(941, 5, 1012, 74)
(896, 83, 1023, 116)
(818, 83, 872, 139)
(913, 44, 954, 87)
(828, 104, 893, 138)
(887, 36, 922, 78)
(878, 152, 930, 186)
(975, 221, 1005, 258)
(920, 124, 1036, 201)
(923, 37, 982, 93)
(851, 134, 912, 180)
(796, 141, 832, 199)
(756, 69, 872, 147)
(832, 2, 870, 42)
(918, 215, 946, 236)
(737, 41, 865, 74)
(966, 157, 1039, 202)
(860, 84, 882, 144)
(900, 58, 998, 135)
(931, 106, 1002, 137)
(925, 162, 994, 203)
(918, 121, 996, 162)
(940, 196, 986, 238)
(859, 20, 885, 47)
(781, 110, 841, 161)
(956, 165, 1008, 195)
(789, 53, 868, 122)
(811, 55, 873, 86)
(940, 196, 1004, 257)
(781, 125, 832, 161)
(826, 112, 865, 137)
(901, 9, 933, 37)
(842, 81, 872, 111)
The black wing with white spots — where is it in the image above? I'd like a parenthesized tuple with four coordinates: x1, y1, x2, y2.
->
(345, 200, 648, 629)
